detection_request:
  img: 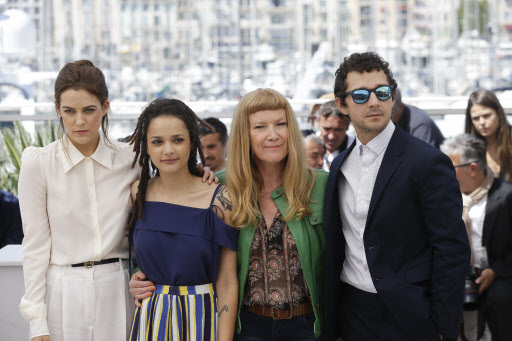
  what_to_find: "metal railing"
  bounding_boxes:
[4,96,512,121]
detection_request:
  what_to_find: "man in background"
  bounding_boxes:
[441,134,512,341]
[316,100,354,170]
[0,190,23,249]
[200,117,228,173]
[304,134,325,169]
[392,88,444,148]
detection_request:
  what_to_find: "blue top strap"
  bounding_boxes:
[210,183,224,207]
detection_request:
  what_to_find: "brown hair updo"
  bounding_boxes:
[54,60,110,140]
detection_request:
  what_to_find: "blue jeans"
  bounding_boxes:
[234,310,318,341]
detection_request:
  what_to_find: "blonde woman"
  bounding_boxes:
[130,88,328,340]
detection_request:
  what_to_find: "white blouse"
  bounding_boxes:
[18,136,140,337]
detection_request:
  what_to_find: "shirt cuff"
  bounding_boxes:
[30,318,49,339]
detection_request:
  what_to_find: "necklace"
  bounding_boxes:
[259,183,282,199]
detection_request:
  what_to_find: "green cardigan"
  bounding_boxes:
[216,169,328,337]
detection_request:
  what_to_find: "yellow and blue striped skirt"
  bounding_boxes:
[129,283,217,341]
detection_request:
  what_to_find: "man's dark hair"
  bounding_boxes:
[200,117,228,145]
[334,52,398,105]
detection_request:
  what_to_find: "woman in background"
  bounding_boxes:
[465,89,512,181]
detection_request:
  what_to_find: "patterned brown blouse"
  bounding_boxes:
[243,210,311,310]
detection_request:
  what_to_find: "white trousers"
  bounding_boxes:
[45,259,134,341]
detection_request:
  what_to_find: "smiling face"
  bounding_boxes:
[147,115,191,175]
[56,88,109,156]
[470,103,500,139]
[249,109,289,167]
[335,70,394,144]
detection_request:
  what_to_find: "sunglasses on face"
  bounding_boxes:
[343,85,395,104]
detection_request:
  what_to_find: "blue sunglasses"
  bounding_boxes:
[344,85,395,104]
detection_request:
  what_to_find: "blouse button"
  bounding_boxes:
[312,217,317,222]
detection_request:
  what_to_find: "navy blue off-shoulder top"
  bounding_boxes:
[133,184,238,286]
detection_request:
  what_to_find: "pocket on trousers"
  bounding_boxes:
[45,270,63,330]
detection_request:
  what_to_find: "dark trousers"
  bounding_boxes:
[479,278,512,341]
[339,283,440,341]
[234,310,318,341]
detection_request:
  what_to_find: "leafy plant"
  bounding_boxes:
[0,121,60,196]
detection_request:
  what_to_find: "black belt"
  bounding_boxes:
[71,258,120,268]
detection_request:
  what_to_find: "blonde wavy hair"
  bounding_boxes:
[227,88,315,227]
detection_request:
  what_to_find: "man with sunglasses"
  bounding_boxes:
[323,52,470,341]
[441,134,512,341]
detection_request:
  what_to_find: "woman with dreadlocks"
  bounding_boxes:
[126,98,238,341]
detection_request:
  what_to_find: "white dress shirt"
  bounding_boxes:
[338,122,395,293]
[468,194,489,269]
[18,136,140,337]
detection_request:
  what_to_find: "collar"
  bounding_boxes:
[60,135,114,173]
[355,120,395,156]
[270,185,284,200]
[463,167,495,208]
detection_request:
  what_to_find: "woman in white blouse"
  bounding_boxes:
[17,60,139,341]
[17,60,215,341]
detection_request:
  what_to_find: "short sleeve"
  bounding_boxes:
[213,215,238,251]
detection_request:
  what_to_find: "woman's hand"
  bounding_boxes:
[200,165,219,184]
[32,336,50,341]
[129,271,155,307]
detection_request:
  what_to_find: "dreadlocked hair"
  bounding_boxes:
[125,98,213,233]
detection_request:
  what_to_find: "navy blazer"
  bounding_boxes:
[323,127,471,340]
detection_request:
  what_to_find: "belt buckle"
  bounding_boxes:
[272,306,293,319]
[84,261,94,268]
